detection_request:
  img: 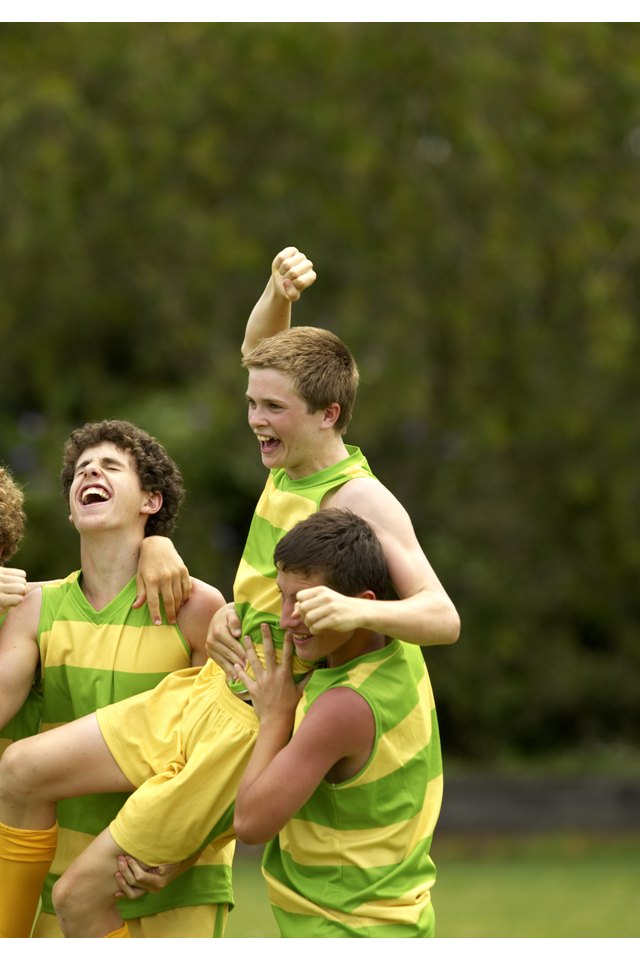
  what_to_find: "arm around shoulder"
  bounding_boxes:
[327,478,461,647]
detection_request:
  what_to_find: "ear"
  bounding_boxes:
[320,403,341,430]
[357,589,377,601]
[141,491,163,516]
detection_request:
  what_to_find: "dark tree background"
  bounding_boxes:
[2,23,639,766]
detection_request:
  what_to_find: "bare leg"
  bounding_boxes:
[0,713,134,829]
[52,827,129,937]
[0,715,134,938]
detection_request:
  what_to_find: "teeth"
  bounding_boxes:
[82,486,109,505]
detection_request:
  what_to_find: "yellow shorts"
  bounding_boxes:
[97,662,259,865]
[32,902,229,938]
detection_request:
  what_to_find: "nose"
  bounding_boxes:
[280,596,302,631]
[248,405,264,429]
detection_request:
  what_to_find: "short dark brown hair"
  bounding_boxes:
[60,420,184,537]
[243,327,359,434]
[0,466,26,562]
[274,508,389,599]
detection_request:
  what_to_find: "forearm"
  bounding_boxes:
[241,278,292,357]
[0,680,34,729]
[360,590,460,647]
[234,719,293,844]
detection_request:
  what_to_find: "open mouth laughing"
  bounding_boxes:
[80,485,111,506]
[256,434,281,454]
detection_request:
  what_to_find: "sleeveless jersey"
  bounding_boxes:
[36,572,233,920]
[230,445,374,693]
[262,640,443,938]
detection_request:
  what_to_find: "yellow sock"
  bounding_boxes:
[0,820,58,937]
[105,921,131,938]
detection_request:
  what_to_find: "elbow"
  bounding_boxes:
[432,602,460,646]
[445,606,461,645]
[234,807,272,847]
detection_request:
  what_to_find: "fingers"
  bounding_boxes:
[272,247,316,302]
[114,860,146,900]
[205,604,247,673]
[260,623,277,668]
[0,568,29,608]
[144,582,163,626]
[281,634,295,672]
[132,578,147,612]
[162,583,178,625]
[243,633,263,678]
[233,661,256,699]
[226,606,243,639]
[114,855,162,898]
[295,585,354,634]
[164,571,191,625]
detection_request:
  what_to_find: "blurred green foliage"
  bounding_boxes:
[1,23,639,762]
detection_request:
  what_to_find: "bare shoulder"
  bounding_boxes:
[177,578,225,662]
[325,476,412,527]
[27,578,63,592]
[0,585,43,637]
[180,578,226,621]
[300,686,376,778]
[303,685,373,741]
[324,474,443,600]
[310,683,372,717]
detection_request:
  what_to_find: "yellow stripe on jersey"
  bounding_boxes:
[39,623,190,672]
[254,480,316,529]
[279,773,442,869]
[265,872,432,929]
[233,558,282,615]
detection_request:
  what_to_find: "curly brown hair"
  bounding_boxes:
[0,466,26,562]
[60,420,184,537]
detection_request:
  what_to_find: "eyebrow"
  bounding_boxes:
[75,455,125,471]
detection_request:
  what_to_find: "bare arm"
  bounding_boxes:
[134,537,192,626]
[0,587,42,728]
[315,479,460,647]
[176,578,226,667]
[233,629,374,845]
[241,246,317,357]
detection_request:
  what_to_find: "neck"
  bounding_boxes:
[327,630,388,669]
[286,437,351,480]
[78,529,142,611]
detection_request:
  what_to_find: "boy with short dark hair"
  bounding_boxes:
[234,508,443,938]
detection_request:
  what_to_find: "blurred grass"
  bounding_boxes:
[226,833,640,938]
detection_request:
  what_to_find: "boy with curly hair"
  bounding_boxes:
[0,421,229,938]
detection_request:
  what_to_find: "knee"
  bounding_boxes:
[52,857,120,938]
[51,871,78,935]
[51,872,68,915]
[0,741,39,803]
